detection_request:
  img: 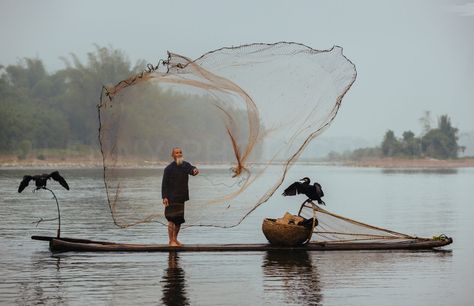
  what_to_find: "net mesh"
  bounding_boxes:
[298,202,418,243]
[98,42,357,228]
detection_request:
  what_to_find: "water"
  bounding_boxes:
[1,165,473,305]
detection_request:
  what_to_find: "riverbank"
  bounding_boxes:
[0,155,104,169]
[341,157,474,168]
[2,155,474,169]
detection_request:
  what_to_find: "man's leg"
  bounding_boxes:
[166,203,184,246]
[168,221,178,246]
[174,224,181,246]
[168,221,173,244]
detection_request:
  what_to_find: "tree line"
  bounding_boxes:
[0,46,260,162]
[0,45,144,158]
[326,113,464,161]
[380,114,463,159]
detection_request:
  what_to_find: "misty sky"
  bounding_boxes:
[1,0,473,142]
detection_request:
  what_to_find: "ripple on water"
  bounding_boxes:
[1,167,473,305]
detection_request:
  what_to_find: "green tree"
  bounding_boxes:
[0,45,264,163]
[58,45,145,146]
[0,58,71,152]
[0,46,143,153]
[421,115,460,159]
[381,130,400,157]
[401,130,421,156]
[4,58,47,90]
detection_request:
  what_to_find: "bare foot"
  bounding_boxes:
[175,240,183,246]
[169,241,180,247]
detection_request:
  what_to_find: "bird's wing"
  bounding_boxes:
[18,175,33,193]
[49,171,70,190]
[314,183,324,197]
[282,181,302,196]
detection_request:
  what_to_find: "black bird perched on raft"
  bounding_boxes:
[18,171,70,193]
[282,177,325,205]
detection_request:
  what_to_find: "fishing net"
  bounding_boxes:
[98,42,357,228]
[298,202,418,243]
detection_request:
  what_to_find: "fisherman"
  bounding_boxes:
[162,147,199,246]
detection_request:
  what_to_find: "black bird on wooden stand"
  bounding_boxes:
[18,171,70,238]
[282,177,325,205]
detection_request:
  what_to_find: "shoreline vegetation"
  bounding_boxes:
[1,47,471,171]
[2,154,473,169]
[337,156,474,168]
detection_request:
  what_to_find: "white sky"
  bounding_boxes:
[1,0,473,140]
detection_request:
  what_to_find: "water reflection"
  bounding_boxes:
[262,251,322,305]
[161,252,189,306]
[381,168,458,175]
[13,252,67,305]
[1,166,470,305]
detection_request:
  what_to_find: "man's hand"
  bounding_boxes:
[192,168,199,176]
[163,198,169,206]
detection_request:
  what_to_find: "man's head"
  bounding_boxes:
[171,147,183,165]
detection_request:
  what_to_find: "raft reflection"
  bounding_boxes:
[262,250,322,305]
[161,252,189,306]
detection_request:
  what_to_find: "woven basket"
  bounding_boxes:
[262,218,312,246]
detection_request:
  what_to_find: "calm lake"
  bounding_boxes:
[1,165,473,305]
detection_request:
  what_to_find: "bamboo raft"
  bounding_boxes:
[31,236,453,253]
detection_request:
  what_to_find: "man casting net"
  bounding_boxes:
[98,42,357,228]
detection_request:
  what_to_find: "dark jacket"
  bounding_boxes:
[161,161,196,203]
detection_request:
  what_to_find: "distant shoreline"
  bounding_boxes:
[338,157,474,169]
[0,155,104,169]
[1,155,473,169]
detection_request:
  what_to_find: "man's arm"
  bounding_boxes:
[161,167,169,205]
[188,162,199,176]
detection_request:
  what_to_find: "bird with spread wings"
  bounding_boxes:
[282,177,325,205]
[18,171,69,193]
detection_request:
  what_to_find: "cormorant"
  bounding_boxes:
[282,177,325,205]
[18,171,69,193]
